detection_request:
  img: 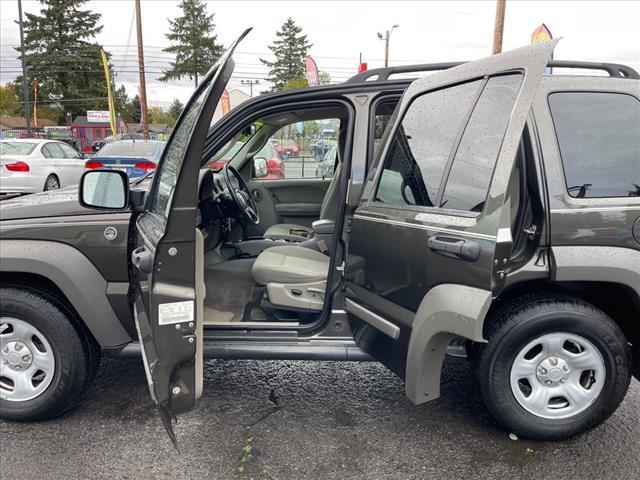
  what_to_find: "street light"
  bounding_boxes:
[377,24,399,67]
[241,79,260,97]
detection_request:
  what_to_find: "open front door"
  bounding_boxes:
[346,41,557,404]
[130,29,251,446]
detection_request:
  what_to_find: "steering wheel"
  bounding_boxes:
[223,164,260,225]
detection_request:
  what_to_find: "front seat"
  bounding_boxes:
[252,245,330,311]
[263,129,346,242]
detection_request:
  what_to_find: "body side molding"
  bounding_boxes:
[1,239,132,347]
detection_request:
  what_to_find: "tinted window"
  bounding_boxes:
[375,80,482,206]
[150,87,208,218]
[549,92,640,198]
[441,74,523,212]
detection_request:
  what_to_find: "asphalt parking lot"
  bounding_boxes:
[1,358,638,480]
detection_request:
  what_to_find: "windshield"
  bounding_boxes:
[0,142,37,155]
[97,142,158,158]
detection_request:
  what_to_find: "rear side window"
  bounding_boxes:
[549,92,640,198]
[375,80,483,206]
[440,74,523,212]
[44,143,65,158]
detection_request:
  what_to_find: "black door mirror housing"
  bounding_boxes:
[79,170,129,210]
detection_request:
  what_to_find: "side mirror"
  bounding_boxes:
[253,157,268,178]
[79,170,129,210]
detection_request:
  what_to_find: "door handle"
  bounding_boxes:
[131,246,153,274]
[427,235,480,261]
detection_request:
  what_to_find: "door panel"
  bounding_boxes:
[249,178,330,229]
[131,28,251,445]
[346,41,557,396]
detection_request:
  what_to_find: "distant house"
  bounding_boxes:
[70,115,126,151]
[0,116,57,134]
[211,89,251,123]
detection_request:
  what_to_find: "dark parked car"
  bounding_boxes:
[1,31,638,446]
[91,133,145,153]
[86,140,165,178]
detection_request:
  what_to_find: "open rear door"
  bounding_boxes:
[130,28,251,446]
[346,41,558,403]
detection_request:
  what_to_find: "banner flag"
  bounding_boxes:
[100,50,117,136]
[33,79,38,128]
[221,89,231,115]
[305,56,319,87]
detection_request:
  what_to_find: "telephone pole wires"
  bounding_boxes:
[17,0,31,136]
[135,0,149,139]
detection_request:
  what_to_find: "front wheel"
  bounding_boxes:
[0,287,98,421]
[473,294,632,440]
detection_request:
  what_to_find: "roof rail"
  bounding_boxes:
[345,60,639,84]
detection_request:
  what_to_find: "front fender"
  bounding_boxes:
[0,239,132,347]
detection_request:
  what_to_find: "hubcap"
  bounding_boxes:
[510,332,605,419]
[0,317,55,402]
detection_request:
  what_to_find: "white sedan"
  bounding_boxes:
[0,139,86,195]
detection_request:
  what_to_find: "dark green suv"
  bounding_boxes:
[2,31,639,442]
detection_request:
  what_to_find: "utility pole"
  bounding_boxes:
[17,0,31,136]
[377,24,399,67]
[492,0,507,54]
[241,79,260,97]
[135,0,149,139]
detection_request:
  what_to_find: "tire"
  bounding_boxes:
[43,175,60,191]
[472,294,631,440]
[0,287,97,421]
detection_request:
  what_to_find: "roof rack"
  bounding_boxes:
[345,60,639,84]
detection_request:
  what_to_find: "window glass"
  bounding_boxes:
[41,145,53,158]
[58,142,80,159]
[371,99,398,162]
[98,141,159,158]
[45,143,65,158]
[549,92,640,198]
[441,74,523,212]
[375,80,482,206]
[208,117,342,181]
[150,86,208,218]
[0,142,37,155]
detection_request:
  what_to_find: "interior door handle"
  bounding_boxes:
[427,235,480,261]
[131,246,153,274]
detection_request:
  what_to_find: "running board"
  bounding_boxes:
[109,341,374,361]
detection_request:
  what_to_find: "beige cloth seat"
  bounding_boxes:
[252,245,331,311]
[252,245,329,285]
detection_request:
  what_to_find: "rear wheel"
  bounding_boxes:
[473,294,631,440]
[43,175,60,191]
[0,287,97,421]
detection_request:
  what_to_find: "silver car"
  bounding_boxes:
[0,139,85,194]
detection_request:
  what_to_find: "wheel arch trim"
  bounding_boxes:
[0,239,132,347]
[405,284,492,404]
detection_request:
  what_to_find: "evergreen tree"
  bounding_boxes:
[261,18,312,92]
[14,0,107,124]
[168,98,184,119]
[159,0,224,87]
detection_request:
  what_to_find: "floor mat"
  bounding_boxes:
[203,268,255,323]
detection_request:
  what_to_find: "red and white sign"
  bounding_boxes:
[87,110,111,123]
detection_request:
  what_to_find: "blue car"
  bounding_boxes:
[85,140,165,179]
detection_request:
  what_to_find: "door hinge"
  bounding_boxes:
[523,224,538,240]
[336,260,346,276]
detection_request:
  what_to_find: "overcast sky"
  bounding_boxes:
[1,0,639,106]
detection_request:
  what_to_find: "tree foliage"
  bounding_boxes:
[260,18,312,92]
[14,0,108,124]
[159,0,224,87]
[0,83,21,116]
[168,98,184,119]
